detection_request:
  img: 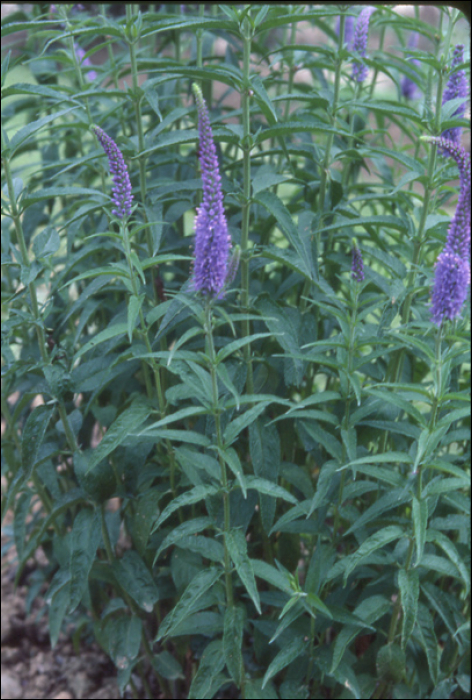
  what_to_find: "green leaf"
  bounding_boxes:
[299,420,343,463]
[226,529,261,614]
[21,405,52,478]
[174,536,225,564]
[344,488,410,535]
[224,402,271,446]
[426,529,471,594]
[154,517,213,563]
[219,447,247,497]
[416,603,439,685]
[245,476,298,505]
[376,644,406,684]
[245,678,279,699]
[138,406,210,434]
[105,614,142,671]
[251,74,278,124]
[170,611,223,638]
[32,226,60,259]
[224,606,245,685]
[262,636,306,689]
[249,418,281,533]
[188,639,226,700]
[354,99,423,124]
[364,389,426,426]
[423,477,470,496]
[331,596,391,673]
[252,559,293,595]
[127,294,143,342]
[9,107,79,155]
[343,526,405,585]
[152,651,184,680]
[216,332,274,364]
[157,569,222,641]
[48,570,71,648]
[306,461,338,518]
[85,398,150,473]
[74,322,129,360]
[69,508,101,613]
[141,428,211,446]
[132,490,162,557]
[111,550,160,612]
[398,569,419,650]
[152,485,220,532]
[412,497,428,566]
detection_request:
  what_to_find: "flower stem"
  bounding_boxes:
[300,12,345,308]
[205,302,235,610]
[240,17,254,396]
[332,283,359,543]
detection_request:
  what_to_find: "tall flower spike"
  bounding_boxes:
[422,136,471,324]
[401,32,421,100]
[92,126,133,219]
[351,242,365,282]
[441,44,468,146]
[192,84,231,298]
[351,7,375,83]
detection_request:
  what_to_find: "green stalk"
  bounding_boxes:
[300,12,345,308]
[205,302,235,610]
[121,220,182,521]
[2,130,78,454]
[332,282,359,543]
[240,17,254,396]
[100,506,172,699]
[196,4,205,72]
[368,23,386,98]
[373,328,446,700]
[380,57,446,453]
[126,12,161,315]
[121,221,165,414]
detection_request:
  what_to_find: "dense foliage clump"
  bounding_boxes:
[1,4,470,699]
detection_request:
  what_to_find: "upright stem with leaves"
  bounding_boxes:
[240,15,255,396]
[204,301,235,613]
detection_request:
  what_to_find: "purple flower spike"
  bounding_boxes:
[192,84,231,298]
[74,42,97,82]
[441,45,468,146]
[92,126,133,219]
[423,136,471,324]
[351,7,375,83]
[351,244,365,282]
[431,252,470,325]
[401,32,421,100]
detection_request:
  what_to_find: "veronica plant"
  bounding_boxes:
[1,5,470,700]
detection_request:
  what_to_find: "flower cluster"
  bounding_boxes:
[192,84,231,298]
[401,32,421,100]
[92,126,133,219]
[441,44,468,146]
[425,137,471,324]
[351,243,365,282]
[74,42,97,82]
[351,7,375,82]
